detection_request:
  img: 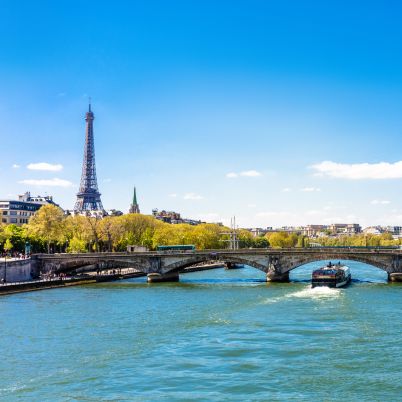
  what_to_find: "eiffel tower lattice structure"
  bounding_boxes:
[74,102,104,216]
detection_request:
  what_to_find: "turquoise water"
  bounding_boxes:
[1,261,401,401]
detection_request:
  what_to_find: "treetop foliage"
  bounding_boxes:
[0,204,401,253]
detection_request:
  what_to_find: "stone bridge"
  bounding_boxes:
[33,248,402,282]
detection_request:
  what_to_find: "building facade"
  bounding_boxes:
[0,192,59,226]
[303,225,328,237]
[328,223,361,235]
[152,209,203,225]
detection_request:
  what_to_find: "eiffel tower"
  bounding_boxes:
[74,102,104,215]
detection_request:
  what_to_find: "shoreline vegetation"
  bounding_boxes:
[0,205,401,254]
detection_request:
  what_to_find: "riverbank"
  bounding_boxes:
[0,262,225,295]
[184,261,226,273]
[0,272,146,296]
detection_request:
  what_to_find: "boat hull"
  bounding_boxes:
[312,274,351,288]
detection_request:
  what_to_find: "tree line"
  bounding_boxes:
[0,204,400,254]
[0,205,266,253]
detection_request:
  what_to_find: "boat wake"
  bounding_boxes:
[290,286,341,299]
[261,285,341,305]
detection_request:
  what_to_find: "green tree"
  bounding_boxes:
[0,223,6,245]
[297,235,307,248]
[191,224,225,249]
[266,232,298,248]
[119,214,160,250]
[67,237,87,253]
[4,238,13,254]
[238,229,254,248]
[84,216,102,252]
[253,236,269,248]
[26,204,66,253]
[99,216,116,252]
[4,224,26,252]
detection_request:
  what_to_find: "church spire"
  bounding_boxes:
[129,186,140,214]
[133,187,137,205]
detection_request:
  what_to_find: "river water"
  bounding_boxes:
[1,261,401,401]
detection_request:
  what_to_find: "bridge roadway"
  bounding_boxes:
[33,248,402,282]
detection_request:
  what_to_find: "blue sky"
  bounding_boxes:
[1,0,402,227]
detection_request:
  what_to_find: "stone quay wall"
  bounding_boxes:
[0,258,38,282]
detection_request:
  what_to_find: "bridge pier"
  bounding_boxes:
[266,271,289,283]
[147,272,179,283]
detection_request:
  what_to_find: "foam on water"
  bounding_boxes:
[261,285,341,304]
[289,285,341,299]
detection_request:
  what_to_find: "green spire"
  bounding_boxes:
[133,186,138,205]
[130,186,140,213]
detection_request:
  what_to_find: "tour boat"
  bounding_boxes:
[311,262,351,288]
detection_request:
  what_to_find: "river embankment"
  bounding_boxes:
[0,260,226,295]
[0,271,145,296]
[184,261,226,273]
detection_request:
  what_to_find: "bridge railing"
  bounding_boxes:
[33,247,402,259]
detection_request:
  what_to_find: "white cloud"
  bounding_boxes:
[27,162,63,172]
[371,200,391,205]
[247,203,257,208]
[12,164,20,169]
[306,209,326,216]
[301,187,321,192]
[226,170,262,178]
[282,187,292,192]
[18,178,73,187]
[196,213,221,222]
[183,193,204,200]
[321,214,358,224]
[256,211,293,218]
[311,160,402,179]
[168,193,178,198]
[240,170,262,177]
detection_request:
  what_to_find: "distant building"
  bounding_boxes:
[384,226,402,236]
[363,226,383,235]
[107,209,124,217]
[129,187,140,214]
[303,225,328,237]
[278,226,303,235]
[152,209,181,223]
[0,191,59,226]
[362,226,402,237]
[127,245,148,252]
[152,209,203,225]
[248,228,269,237]
[329,223,361,235]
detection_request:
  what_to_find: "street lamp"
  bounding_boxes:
[25,240,31,258]
[3,252,6,284]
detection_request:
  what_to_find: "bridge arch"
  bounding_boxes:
[281,253,391,273]
[45,257,149,274]
[163,255,267,274]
